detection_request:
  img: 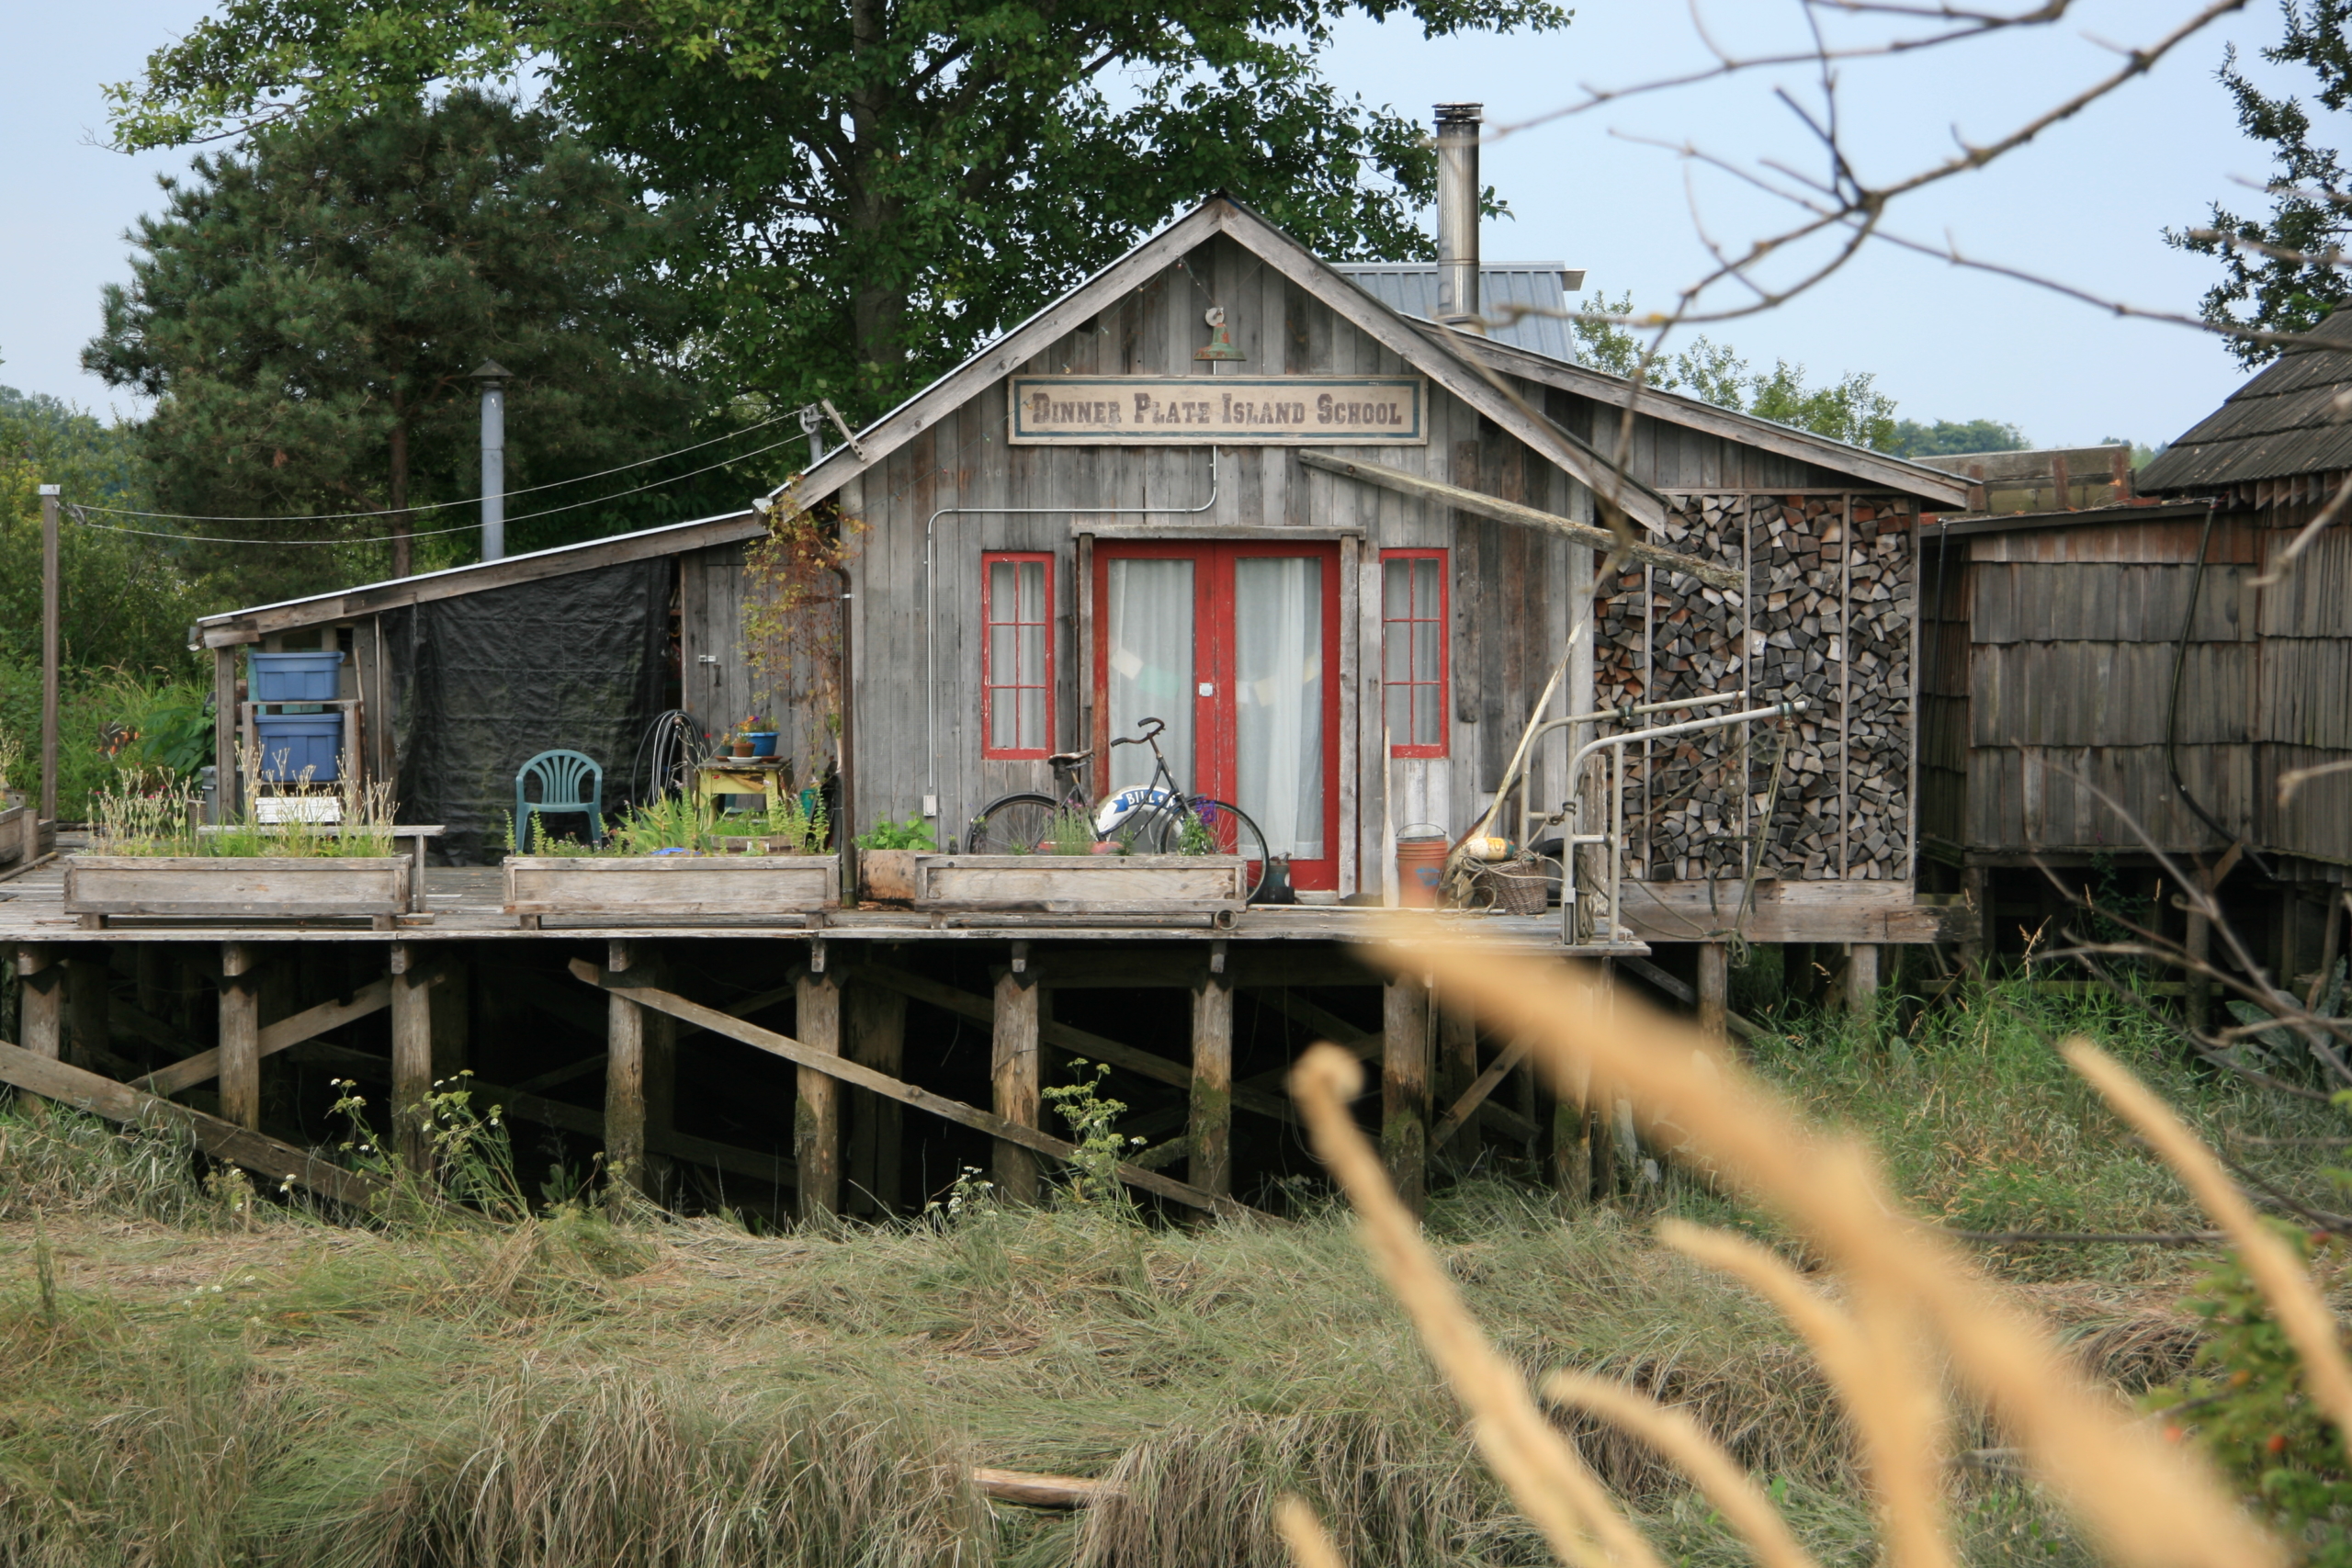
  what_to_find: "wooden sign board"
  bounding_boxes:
[1010,376,1427,445]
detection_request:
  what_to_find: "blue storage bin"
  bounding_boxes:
[253,712,342,783]
[249,650,345,702]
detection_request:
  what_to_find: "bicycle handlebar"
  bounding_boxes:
[1109,717,1167,747]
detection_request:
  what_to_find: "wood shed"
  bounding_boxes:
[1914,317,2352,983]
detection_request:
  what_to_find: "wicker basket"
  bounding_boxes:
[1474,856,1552,916]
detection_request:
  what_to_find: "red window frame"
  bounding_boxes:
[1380,547,1449,757]
[981,551,1056,760]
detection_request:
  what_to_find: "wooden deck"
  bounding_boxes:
[0,856,1619,953]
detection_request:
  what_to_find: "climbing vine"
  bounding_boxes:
[741,491,864,785]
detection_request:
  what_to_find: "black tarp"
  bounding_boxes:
[384,560,670,864]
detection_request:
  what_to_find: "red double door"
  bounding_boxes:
[1091,539,1342,890]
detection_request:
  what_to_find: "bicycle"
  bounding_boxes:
[966,717,1272,900]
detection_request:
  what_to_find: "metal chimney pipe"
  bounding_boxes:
[471,361,509,561]
[1434,103,1483,331]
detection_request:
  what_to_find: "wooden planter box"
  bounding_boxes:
[0,802,31,870]
[503,854,842,926]
[912,854,1247,916]
[62,855,413,926]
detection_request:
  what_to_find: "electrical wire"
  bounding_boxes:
[68,429,813,547]
[72,406,809,525]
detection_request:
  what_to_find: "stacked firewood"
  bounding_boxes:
[1591,493,1914,885]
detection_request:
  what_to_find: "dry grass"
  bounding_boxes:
[1277,935,2312,1568]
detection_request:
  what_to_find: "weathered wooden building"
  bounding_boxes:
[5,108,1979,1232]
[1914,325,2352,984]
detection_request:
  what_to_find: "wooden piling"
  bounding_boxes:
[389,942,432,1170]
[67,951,110,1070]
[795,967,843,1220]
[845,975,907,1214]
[219,942,260,1131]
[1437,995,1479,1161]
[605,940,647,1184]
[15,944,60,1061]
[1696,943,1728,1043]
[1844,942,1879,1017]
[1382,975,1431,1216]
[991,969,1041,1203]
[1188,974,1233,1197]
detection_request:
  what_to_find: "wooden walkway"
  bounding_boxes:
[1,848,1647,1228]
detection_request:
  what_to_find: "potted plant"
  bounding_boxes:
[728,714,778,759]
[62,761,416,926]
[854,814,937,906]
[503,788,838,925]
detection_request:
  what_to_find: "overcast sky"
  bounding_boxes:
[0,2,2322,448]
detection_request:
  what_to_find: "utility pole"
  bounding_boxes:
[472,361,508,561]
[39,484,60,823]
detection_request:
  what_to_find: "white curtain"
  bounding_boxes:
[1106,558,1193,794]
[1234,556,1324,858]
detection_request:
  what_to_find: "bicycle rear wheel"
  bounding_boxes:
[966,793,1061,855]
[1144,795,1271,901]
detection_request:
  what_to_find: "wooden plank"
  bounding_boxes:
[912,855,1245,912]
[0,1038,383,1209]
[566,959,1262,1221]
[796,970,843,1218]
[1618,953,1761,1042]
[67,953,109,1070]
[1300,453,1736,589]
[1433,1038,1527,1151]
[1382,976,1430,1215]
[1189,976,1233,1196]
[1437,996,1480,1158]
[1613,878,1966,944]
[142,976,394,1096]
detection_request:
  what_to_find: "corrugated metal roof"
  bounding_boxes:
[2139,309,2352,491]
[1334,263,1581,362]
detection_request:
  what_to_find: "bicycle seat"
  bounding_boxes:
[1046,749,1093,767]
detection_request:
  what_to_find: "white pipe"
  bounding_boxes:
[1559,698,1807,944]
[1517,688,1748,841]
[922,448,1219,822]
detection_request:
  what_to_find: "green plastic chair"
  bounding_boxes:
[514,750,605,848]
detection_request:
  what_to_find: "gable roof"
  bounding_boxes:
[1335,262,1583,362]
[776,197,1966,521]
[775,197,1673,532]
[2138,310,2352,491]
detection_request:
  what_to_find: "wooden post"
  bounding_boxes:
[1696,943,1728,1043]
[67,952,111,1070]
[1437,997,1479,1162]
[1189,974,1234,1197]
[212,646,241,822]
[1845,942,1879,1017]
[39,485,60,823]
[136,943,169,1025]
[991,969,1041,1203]
[845,976,907,1214]
[219,942,260,1131]
[15,945,61,1061]
[1544,1057,1593,1206]
[795,967,842,1220]
[605,940,647,1187]
[389,942,432,1170]
[1959,864,1989,977]
[2185,863,2215,1037]
[1382,975,1431,1217]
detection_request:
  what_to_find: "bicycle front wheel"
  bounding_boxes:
[1145,795,1271,901]
[966,793,1061,855]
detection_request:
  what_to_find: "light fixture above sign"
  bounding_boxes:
[1193,305,1247,363]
